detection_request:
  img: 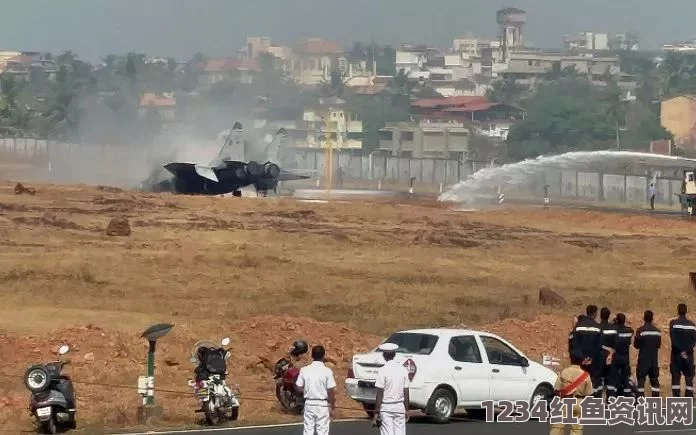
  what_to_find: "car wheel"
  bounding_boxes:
[530,384,554,413]
[425,388,455,424]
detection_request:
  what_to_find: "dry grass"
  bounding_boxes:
[0,180,695,431]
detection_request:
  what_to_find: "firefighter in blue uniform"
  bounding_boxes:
[609,313,633,397]
[569,305,602,398]
[598,307,617,397]
[634,310,662,397]
[669,303,696,397]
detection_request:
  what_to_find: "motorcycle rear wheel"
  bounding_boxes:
[40,417,57,434]
[204,400,220,426]
[230,406,239,421]
[276,385,302,413]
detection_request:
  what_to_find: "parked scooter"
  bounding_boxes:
[273,339,308,413]
[188,337,240,425]
[24,345,77,434]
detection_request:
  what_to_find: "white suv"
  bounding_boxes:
[344,328,557,423]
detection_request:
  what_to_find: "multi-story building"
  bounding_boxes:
[661,95,696,150]
[395,47,427,76]
[285,38,344,85]
[453,38,502,60]
[564,32,609,51]
[379,120,471,159]
[300,97,363,150]
[409,95,525,143]
[663,40,696,53]
[500,50,621,84]
[0,51,56,80]
[198,57,260,86]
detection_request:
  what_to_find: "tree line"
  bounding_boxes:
[3,47,696,162]
[488,52,696,161]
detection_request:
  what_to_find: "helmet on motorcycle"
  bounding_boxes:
[290,340,308,356]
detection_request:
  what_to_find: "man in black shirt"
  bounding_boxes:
[634,310,661,397]
[598,307,617,397]
[669,303,696,397]
[569,305,602,398]
[608,313,633,397]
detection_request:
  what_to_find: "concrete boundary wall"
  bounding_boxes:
[0,138,690,207]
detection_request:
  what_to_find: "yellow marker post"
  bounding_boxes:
[324,114,333,197]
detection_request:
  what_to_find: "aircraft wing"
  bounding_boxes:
[194,165,218,182]
[164,162,219,182]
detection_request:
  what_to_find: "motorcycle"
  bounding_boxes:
[273,339,308,413]
[24,345,77,434]
[188,337,240,425]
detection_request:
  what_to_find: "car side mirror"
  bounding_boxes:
[520,357,529,367]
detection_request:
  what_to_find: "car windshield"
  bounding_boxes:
[377,333,439,355]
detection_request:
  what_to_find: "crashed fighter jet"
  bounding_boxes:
[142,122,310,196]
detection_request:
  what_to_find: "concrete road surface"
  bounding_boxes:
[119,417,696,435]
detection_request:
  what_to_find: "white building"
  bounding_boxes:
[395,49,427,75]
[564,32,609,51]
[301,97,363,150]
[453,38,502,62]
[663,40,696,53]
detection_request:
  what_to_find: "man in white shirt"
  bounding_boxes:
[648,183,656,210]
[295,345,336,435]
[373,342,410,435]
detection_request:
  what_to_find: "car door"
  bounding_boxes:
[479,335,535,403]
[447,335,491,406]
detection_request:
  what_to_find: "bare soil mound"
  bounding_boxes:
[0,316,380,432]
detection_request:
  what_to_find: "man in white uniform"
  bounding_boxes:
[295,345,336,435]
[373,342,410,435]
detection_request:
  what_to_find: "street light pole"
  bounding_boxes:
[137,323,173,424]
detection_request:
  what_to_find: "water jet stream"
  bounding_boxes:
[439,150,696,203]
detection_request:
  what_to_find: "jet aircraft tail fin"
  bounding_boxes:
[265,128,288,163]
[210,121,244,167]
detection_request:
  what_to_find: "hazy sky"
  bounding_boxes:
[3,0,695,61]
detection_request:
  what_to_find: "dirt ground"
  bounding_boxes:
[0,180,695,433]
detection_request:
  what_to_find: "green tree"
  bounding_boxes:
[0,73,19,110]
[505,77,615,160]
[346,90,410,152]
[486,77,526,106]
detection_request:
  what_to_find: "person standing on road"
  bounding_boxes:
[550,351,594,435]
[648,183,656,210]
[608,313,633,397]
[598,307,617,398]
[634,310,662,397]
[569,305,602,398]
[295,345,337,435]
[669,303,696,397]
[373,342,410,435]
